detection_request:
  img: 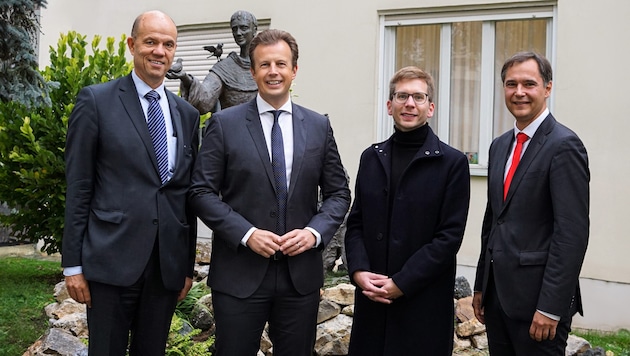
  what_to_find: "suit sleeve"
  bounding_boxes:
[538,135,589,315]
[185,108,200,278]
[188,116,255,250]
[304,119,351,247]
[62,87,98,267]
[344,152,371,279]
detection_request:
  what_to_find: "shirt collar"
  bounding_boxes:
[131,70,166,100]
[256,94,293,115]
[513,108,549,139]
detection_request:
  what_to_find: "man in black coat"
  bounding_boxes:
[345,66,470,355]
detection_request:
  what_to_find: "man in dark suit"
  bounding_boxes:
[344,66,470,356]
[62,10,199,355]
[189,29,350,356]
[473,52,589,355]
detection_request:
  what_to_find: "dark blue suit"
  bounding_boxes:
[63,74,199,354]
[189,98,350,355]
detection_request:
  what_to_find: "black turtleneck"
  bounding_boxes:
[390,124,429,192]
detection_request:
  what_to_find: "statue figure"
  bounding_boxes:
[166,10,258,114]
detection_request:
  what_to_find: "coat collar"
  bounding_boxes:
[373,125,444,170]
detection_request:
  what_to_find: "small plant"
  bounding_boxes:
[166,314,214,356]
[175,282,210,322]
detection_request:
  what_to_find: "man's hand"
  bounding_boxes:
[278,229,316,256]
[473,291,485,324]
[352,271,402,304]
[246,229,281,258]
[65,273,92,308]
[177,277,193,302]
[529,311,559,341]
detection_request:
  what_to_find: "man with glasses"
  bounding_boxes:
[345,66,470,355]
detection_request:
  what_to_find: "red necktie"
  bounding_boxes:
[504,132,529,200]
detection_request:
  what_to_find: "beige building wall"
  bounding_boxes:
[39,0,630,330]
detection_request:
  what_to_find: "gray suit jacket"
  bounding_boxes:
[62,74,200,291]
[189,99,350,298]
[474,113,589,321]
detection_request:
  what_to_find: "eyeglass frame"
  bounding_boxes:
[392,91,430,105]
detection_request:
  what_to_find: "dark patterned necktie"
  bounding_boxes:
[145,90,169,184]
[270,110,287,234]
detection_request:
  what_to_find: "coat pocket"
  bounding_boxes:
[91,209,124,224]
[519,251,548,265]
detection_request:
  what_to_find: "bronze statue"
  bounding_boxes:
[166,10,258,114]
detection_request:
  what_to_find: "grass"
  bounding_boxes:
[0,256,63,356]
[572,328,630,355]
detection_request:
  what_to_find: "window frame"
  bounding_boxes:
[377,3,557,176]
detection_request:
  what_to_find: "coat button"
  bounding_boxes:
[152,219,158,225]
[270,211,277,218]
[497,219,504,225]
[376,233,383,241]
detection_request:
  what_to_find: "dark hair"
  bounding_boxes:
[230,10,258,30]
[501,51,553,85]
[389,66,435,103]
[249,29,299,69]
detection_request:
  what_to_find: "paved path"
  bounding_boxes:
[0,243,61,261]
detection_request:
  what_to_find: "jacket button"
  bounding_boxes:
[497,219,504,225]
[270,211,277,218]
[376,233,383,241]
[152,219,158,225]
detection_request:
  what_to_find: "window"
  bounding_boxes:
[379,4,555,175]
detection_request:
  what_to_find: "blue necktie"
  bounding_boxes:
[270,110,287,235]
[145,90,169,184]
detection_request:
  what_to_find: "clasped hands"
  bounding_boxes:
[247,228,315,258]
[352,271,403,304]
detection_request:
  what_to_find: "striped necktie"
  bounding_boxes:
[145,90,169,184]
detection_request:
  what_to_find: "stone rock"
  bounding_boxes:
[315,314,353,356]
[53,281,70,303]
[454,276,472,299]
[48,299,87,320]
[196,239,212,264]
[260,327,272,355]
[52,312,88,338]
[453,331,472,349]
[317,299,341,323]
[456,318,486,338]
[197,293,213,312]
[579,346,607,356]
[471,332,488,349]
[190,303,214,331]
[455,296,475,322]
[194,264,210,281]
[23,328,87,356]
[321,283,355,306]
[341,304,354,317]
[566,334,591,355]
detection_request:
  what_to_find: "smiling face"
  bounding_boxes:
[387,78,434,132]
[503,58,552,130]
[250,40,297,109]
[127,11,177,89]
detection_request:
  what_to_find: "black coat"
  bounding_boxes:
[345,126,470,355]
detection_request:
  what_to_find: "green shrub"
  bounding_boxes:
[0,31,132,254]
[175,282,211,322]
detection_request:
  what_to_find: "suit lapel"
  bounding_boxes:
[503,114,556,204]
[492,133,512,210]
[118,75,161,178]
[245,101,277,194]
[166,90,184,182]
[288,105,306,201]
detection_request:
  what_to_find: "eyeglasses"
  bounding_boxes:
[393,92,429,105]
